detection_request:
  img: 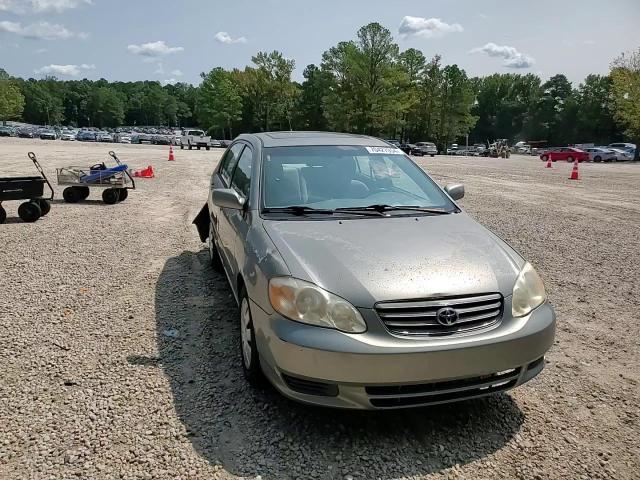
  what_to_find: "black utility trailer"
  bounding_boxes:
[0,152,54,224]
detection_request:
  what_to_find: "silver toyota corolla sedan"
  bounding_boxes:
[193,131,556,409]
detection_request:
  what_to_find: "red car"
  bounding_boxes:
[540,147,589,163]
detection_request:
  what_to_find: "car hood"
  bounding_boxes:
[263,213,524,308]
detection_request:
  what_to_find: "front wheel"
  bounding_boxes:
[239,288,264,386]
[208,219,223,272]
[18,201,41,222]
[594,156,601,162]
[541,155,549,162]
[567,156,574,163]
[206,146,210,151]
[180,144,184,150]
[36,199,51,216]
[102,189,120,205]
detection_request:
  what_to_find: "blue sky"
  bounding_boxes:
[1,0,638,85]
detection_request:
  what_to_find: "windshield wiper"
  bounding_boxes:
[262,205,384,217]
[336,204,453,215]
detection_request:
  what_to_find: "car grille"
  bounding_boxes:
[375,293,503,336]
[281,374,338,397]
[366,368,521,408]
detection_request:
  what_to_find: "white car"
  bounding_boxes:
[584,147,617,162]
[60,131,77,141]
[609,148,633,161]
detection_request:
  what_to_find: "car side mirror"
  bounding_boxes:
[212,188,245,210]
[445,183,465,201]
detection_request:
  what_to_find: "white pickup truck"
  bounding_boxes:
[180,129,212,150]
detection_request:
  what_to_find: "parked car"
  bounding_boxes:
[209,139,223,148]
[39,129,57,140]
[446,144,460,155]
[97,132,114,143]
[118,135,132,144]
[607,142,636,154]
[192,131,556,409]
[18,128,36,139]
[181,129,211,150]
[60,130,77,141]
[219,139,232,148]
[399,143,423,156]
[584,147,617,162]
[609,148,634,161]
[76,131,96,142]
[151,134,172,145]
[539,147,589,163]
[0,126,13,137]
[415,141,437,157]
[384,139,401,147]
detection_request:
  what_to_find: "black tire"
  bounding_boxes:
[18,201,41,222]
[63,187,80,203]
[188,144,192,150]
[197,146,201,150]
[238,287,264,386]
[430,154,435,157]
[180,144,184,150]
[36,199,51,216]
[594,156,601,162]
[206,146,210,151]
[0,206,6,224]
[102,189,120,205]
[78,187,90,200]
[117,188,128,202]
[208,219,224,272]
[567,156,574,163]
[541,155,548,162]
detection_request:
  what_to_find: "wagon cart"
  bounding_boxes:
[57,151,136,205]
[0,152,54,224]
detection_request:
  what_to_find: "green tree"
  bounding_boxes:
[610,48,640,159]
[0,74,25,122]
[296,64,332,130]
[20,79,64,125]
[198,67,243,138]
[87,87,125,128]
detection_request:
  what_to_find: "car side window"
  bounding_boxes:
[219,143,245,185]
[230,146,253,198]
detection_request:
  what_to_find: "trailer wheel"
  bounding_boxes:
[77,187,90,200]
[63,187,80,203]
[188,144,192,150]
[206,146,210,151]
[36,199,51,216]
[180,144,184,150]
[117,189,128,202]
[197,145,201,150]
[0,206,6,224]
[18,201,42,222]
[102,189,120,205]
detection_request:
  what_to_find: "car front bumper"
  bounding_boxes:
[252,299,555,409]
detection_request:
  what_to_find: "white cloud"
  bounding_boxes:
[0,20,86,40]
[162,78,177,85]
[214,31,247,44]
[170,69,183,76]
[398,16,463,39]
[0,0,91,14]
[153,63,164,75]
[478,13,488,19]
[35,63,94,77]
[470,42,535,69]
[127,40,184,57]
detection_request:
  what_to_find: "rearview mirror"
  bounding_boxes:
[212,188,245,210]
[445,183,465,201]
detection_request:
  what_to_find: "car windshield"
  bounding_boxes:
[261,145,455,213]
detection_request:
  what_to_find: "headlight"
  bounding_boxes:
[268,277,367,333]
[512,262,546,317]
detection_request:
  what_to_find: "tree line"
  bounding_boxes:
[1,23,638,150]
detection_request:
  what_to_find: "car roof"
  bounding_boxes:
[242,131,389,148]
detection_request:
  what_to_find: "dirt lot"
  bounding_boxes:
[0,138,638,480]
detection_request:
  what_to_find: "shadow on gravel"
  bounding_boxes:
[151,250,524,479]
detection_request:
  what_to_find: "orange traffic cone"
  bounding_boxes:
[133,169,140,177]
[545,156,552,168]
[569,159,580,180]
[168,144,175,162]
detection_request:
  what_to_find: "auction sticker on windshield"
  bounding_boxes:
[366,146,403,155]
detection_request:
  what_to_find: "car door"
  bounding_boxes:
[225,145,255,295]
[209,142,245,274]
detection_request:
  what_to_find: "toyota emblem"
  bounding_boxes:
[436,307,459,326]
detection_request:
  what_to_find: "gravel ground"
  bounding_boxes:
[0,138,638,479]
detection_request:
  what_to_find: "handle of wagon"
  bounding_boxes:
[108,151,120,165]
[28,152,55,200]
